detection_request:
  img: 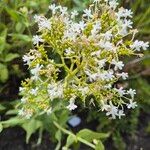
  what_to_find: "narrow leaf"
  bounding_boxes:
[4,53,19,62]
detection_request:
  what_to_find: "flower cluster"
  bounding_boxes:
[19,0,149,119]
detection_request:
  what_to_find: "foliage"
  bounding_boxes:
[0,102,109,149]
[0,0,53,84]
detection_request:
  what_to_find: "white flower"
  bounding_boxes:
[130,40,149,51]
[117,109,125,119]
[99,41,113,51]
[101,101,111,111]
[127,89,136,99]
[116,9,126,20]
[124,9,133,18]
[127,100,137,109]
[30,88,38,95]
[96,70,114,81]
[103,70,114,81]
[18,108,25,116]
[117,72,128,80]
[63,29,77,41]
[109,0,119,10]
[65,48,75,55]
[23,55,35,65]
[93,0,101,3]
[18,109,32,119]
[63,17,71,26]
[34,15,42,22]
[78,86,89,96]
[25,112,33,119]
[115,87,126,97]
[71,10,79,18]
[60,7,68,16]
[123,19,133,29]
[85,70,113,82]
[66,96,77,110]
[47,82,63,100]
[83,9,93,18]
[88,73,98,82]
[32,35,44,45]
[116,8,133,20]
[21,97,27,104]
[91,21,101,36]
[104,84,112,89]
[49,4,58,14]
[95,72,105,81]
[91,50,101,57]
[106,102,118,119]
[46,107,52,115]
[119,19,133,35]
[34,16,51,31]
[39,19,51,30]
[19,87,26,92]
[93,21,101,30]
[31,64,43,80]
[96,59,106,68]
[118,24,128,35]
[103,31,112,41]
[71,23,80,33]
[31,64,42,75]
[78,21,86,31]
[111,59,124,70]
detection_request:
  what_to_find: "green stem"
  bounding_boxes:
[77,137,95,149]
[37,127,43,145]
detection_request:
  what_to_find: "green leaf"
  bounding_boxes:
[95,140,105,150]
[146,122,150,134]
[16,22,24,33]
[10,34,31,42]
[0,63,8,82]
[4,53,19,62]
[0,104,6,111]
[1,117,25,127]
[26,1,39,8]
[21,119,42,143]
[77,129,109,143]
[5,109,18,115]
[0,28,7,53]
[112,131,126,150]
[0,123,3,133]
[55,130,62,150]
[65,134,76,148]
[5,7,21,21]
[59,110,69,126]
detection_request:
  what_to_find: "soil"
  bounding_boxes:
[126,112,150,150]
[0,128,55,150]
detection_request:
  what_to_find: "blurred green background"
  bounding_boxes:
[0,0,150,150]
